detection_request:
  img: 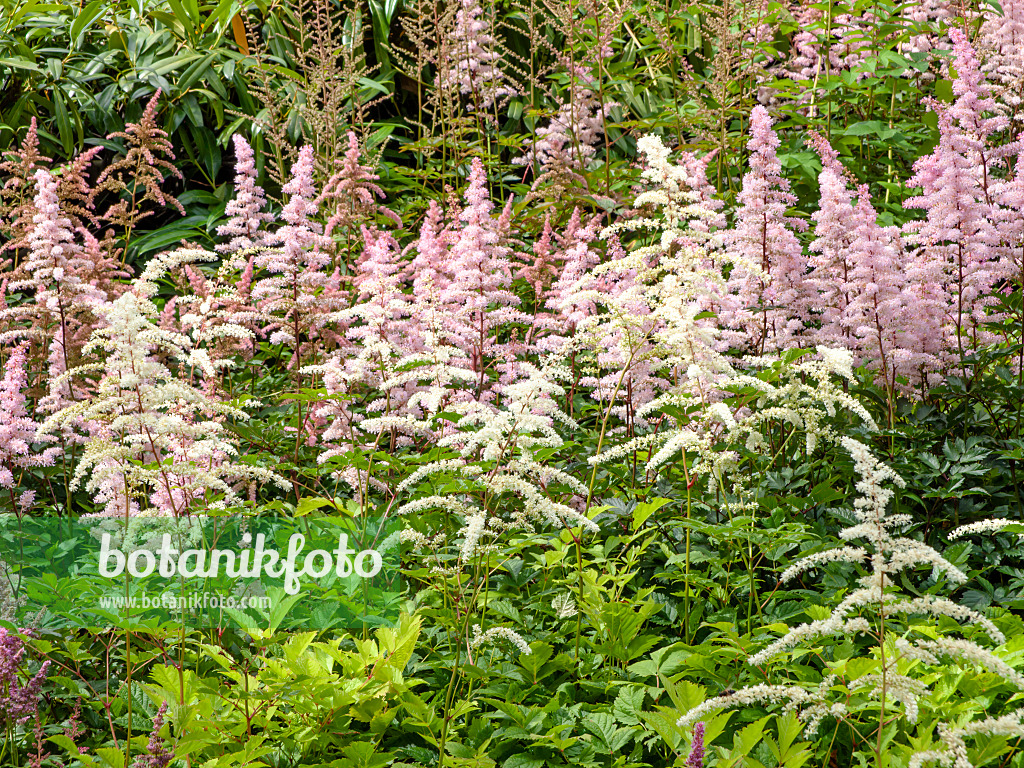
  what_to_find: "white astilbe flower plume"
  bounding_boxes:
[678,434,1024,759]
[471,625,532,655]
[36,248,288,516]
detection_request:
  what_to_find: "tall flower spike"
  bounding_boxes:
[91,89,185,232]
[903,95,1003,373]
[721,106,809,354]
[979,0,1024,124]
[513,63,616,176]
[439,158,530,397]
[437,0,516,113]
[253,145,342,368]
[685,722,705,768]
[948,26,1011,153]
[843,185,908,407]
[806,135,858,349]
[0,344,59,493]
[323,131,401,241]
[216,134,274,257]
[0,117,51,250]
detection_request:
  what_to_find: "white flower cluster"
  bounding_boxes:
[678,431,1024,757]
[36,249,289,516]
[470,625,532,655]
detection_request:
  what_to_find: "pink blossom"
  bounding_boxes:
[719,106,809,354]
[216,134,274,256]
[0,344,59,492]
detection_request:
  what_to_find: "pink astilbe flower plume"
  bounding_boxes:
[0,118,51,253]
[720,106,809,354]
[132,702,174,768]
[0,344,59,497]
[253,145,345,369]
[536,207,603,350]
[517,214,559,306]
[323,131,401,245]
[216,134,275,258]
[948,26,1013,159]
[903,30,1008,374]
[437,0,516,114]
[0,629,50,725]
[91,90,185,236]
[408,200,454,297]
[1,171,111,413]
[979,0,1024,124]
[685,722,705,768]
[439,158,530,397]
[345,226,413,366]
[513,63,616,178]
[843,185,910,415]
[806,134,858,349]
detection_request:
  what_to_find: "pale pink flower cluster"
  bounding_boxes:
[979,0,1024,123]
[0,344,59,493]
[718,106,808,354]
[513,64,616,176]
[436,0,516,112]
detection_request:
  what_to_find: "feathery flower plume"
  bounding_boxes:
[132,702,173,768]
[253,145,343,368]
[805,135,857,349]
[685,722,705,768]
[720,106,809,354]
[91,90,185,235]
[0,118,51,253]
[436,0,516,113]
[979,0,1024,124]
[0,344,59,495]
[323,131,401,246]
[216,134,275,257]
[0,628,50,725]
[513,63,616,177]
[843,185,909,409]
[438,158,530,398]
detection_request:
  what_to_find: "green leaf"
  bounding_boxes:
[0,58,40,73]
[632,497,671,530]
[70,0,106,48]
[52,88,72,155]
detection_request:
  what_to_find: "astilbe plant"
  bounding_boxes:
[0,628,50,726]
[842,185,910,416]
[979,0,1024,125]
[252,144,345,371]
[322,131,401,273]
[0,119,50,264]
[718,105,809,355]
[36,249,288,516]
[216,134,275,261]
[903,28,1009,375]
[2,170,110,412]
[513,61,617,188]
[569,132,739,436]
[805,133,858,350]
[0,343,59,511]
[676,426,1024,768]
[436,0,516,118]
[89,90,185,251]
[804,134,911,414]
[436,157,529,398]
